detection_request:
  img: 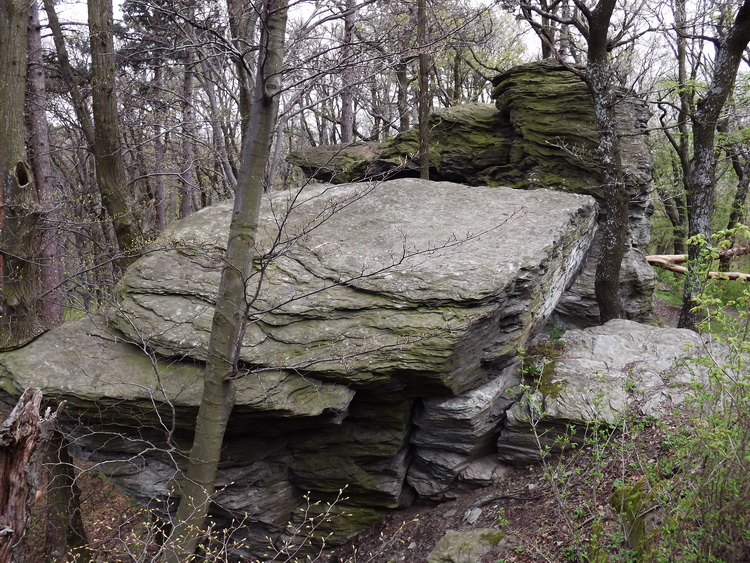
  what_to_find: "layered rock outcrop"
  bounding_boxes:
[0,179,601,556]
[287,60,657,326]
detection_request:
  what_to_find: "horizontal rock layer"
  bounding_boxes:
[113,180,598,396]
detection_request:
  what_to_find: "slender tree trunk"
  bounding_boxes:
[678,1,750,330]
[152,66,167,232]
[43,0,95,146]
[88,0,144,259]
[670,0,692,256]
[227,0,259,142]
[340,0,356,144]
[27,0,63,327]
[395,61,410,132]
[661,191,687,254]
[718,129,749,272]
[370,83,382,141]
[198,58,238,188]
[162,0,288,559]
[44,430,90,562]
[417,0,430,179]
[180,49,197,218]
[268,113,289,190]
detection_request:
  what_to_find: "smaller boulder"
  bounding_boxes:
[497,320,706,464]
[426,528,503,563]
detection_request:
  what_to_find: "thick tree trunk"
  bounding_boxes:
[678,1,750,330]
[584,0,628,323]
[588,75,628,322]
[88,0,144,259]
[162,0,289,559]
[0,0,45,350]
[0,389,58,561]
[27,0,63,328]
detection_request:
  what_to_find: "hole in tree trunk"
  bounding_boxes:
[14,162,30,186]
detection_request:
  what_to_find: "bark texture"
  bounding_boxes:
[27,0,63,327]
[0,389,57,561]
[582,0,629,322]
[417,0,430,179]
[0,0,46,350]
[88,0,144,259]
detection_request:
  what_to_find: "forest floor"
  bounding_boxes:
[10,297,683,562]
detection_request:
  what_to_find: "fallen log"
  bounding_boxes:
[647,244,750,265]
[646,255,750,281]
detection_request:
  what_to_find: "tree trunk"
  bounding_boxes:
[152,66,167,232]
[180,48,197,218]
[678,0,750,330]
[27,0,63,328]
[162,0,289,559]
[340,0,356,144]
[718,130,750,272]
[44,430,90,562]
[88,0,144,259]
[227,0,259,142]
[417,0,430,180]
[584,0,628,323]
[198,58,238,189]
[588,70,628,322]
[0,0,45,350]
[0,389,58,561]
[395,61,410,132]
[43,0,95,146]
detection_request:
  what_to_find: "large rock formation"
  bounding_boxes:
[0,179,601,557]
[287,60,657,326]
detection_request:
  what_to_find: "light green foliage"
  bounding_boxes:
[644,237,750,561]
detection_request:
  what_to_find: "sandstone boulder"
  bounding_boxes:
[0,179,598,557]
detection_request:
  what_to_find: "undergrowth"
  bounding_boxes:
[521,230,750,562]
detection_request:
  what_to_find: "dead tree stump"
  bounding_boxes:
[0,389,57,561]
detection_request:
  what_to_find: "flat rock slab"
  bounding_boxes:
[0,315,354,427]
[497,320,707,464]
[114,179,597,396]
